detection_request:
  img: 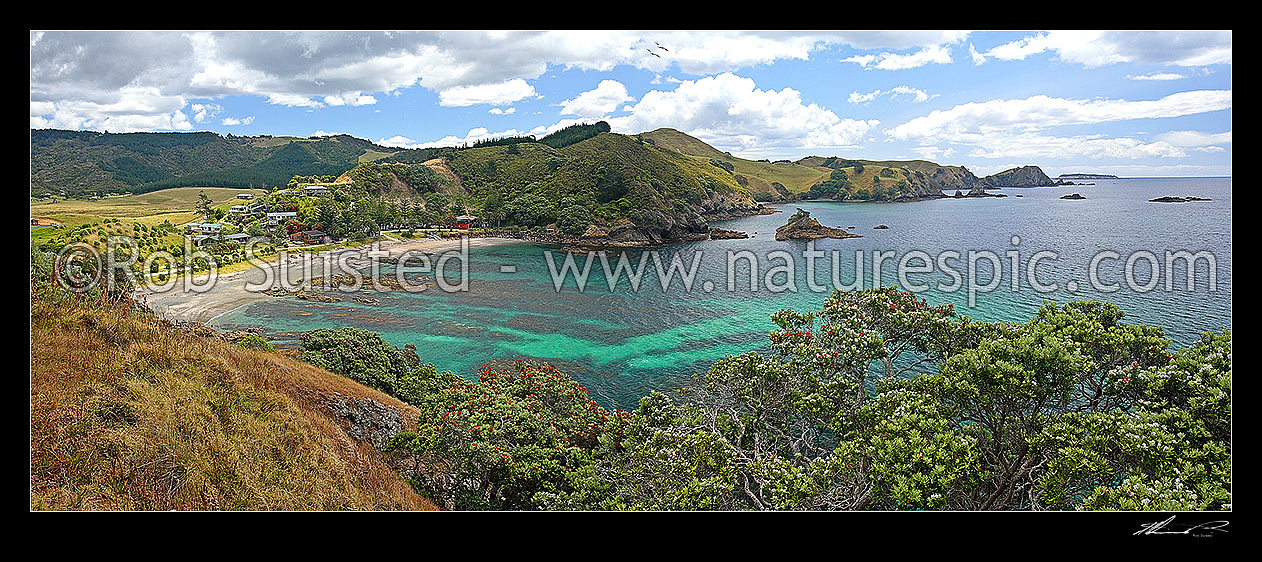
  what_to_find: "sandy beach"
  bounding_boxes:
[138,236,528,325]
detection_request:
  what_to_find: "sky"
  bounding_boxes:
[30,30,1232,177]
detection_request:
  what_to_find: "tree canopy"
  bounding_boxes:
[352,288,1232,510]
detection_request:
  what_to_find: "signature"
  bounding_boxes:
[1135,515,1229,536]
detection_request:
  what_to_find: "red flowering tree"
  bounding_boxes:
[388,360,630,510]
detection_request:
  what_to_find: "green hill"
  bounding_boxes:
[30,130,403,197]
[637,128,979,202]
[439,132,760,241]
[639,128,830,197]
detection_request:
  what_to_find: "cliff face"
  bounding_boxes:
[979,165,1055,187]
[929,166,979,191]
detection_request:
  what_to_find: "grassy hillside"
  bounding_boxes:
[639,128,967,201]
[30,187,264,227]
[30,288,436,510]
[31,130,401,197]
[451,132,741,205]
[639,128,829,195]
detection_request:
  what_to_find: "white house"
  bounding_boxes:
[185,222,225,234]
[266,211,298,225]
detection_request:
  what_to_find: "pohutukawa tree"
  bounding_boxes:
[538,288,1230,510]
[388,361,630,510]
[378,287,1228,510]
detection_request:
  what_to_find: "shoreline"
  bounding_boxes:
[137,236,528,325]
[136,206,777,326]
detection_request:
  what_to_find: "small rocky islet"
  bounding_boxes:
[774,209,863,241]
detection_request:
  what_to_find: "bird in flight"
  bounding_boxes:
[645,48,661,58]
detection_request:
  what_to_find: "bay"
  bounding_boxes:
[215,177,1232,409]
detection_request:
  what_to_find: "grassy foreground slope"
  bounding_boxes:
[30,291,435,510]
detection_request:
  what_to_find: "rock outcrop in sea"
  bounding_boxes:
[775,209,861,241]
[708,227,749,240]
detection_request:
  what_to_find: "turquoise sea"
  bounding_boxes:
[215,178,1232,409]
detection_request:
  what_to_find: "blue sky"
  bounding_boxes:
[30,30,1232,177]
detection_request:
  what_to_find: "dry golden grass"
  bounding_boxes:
[30,187,267,228]
[30,291,435,511]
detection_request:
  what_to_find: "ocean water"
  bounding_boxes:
[215,178,1232,409]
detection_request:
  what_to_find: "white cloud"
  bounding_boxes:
[376,135,421,148]
[30,30,975,132]
[527,118,606,138]
[267,93,324,108]
[848,85,934,104]
[963,133,1188,160]
[842,45,952,70]
[912,145,954,160]
[1127,72,1187,81]
[438,79,538,107]
[978,31,1231,68]
[30,101,55,116]
[885,90,1232,162]
[607,72,878,157]
[558,79,634,117]
[221,115,255,126]
[385,126,527,149]
[29,86,194,132]
[190,103,221,123]
[488,107,516,115]
[968,43,986,65]
[324,92,377,106]
[1156,130,1231,147]
[848,90,881,104]
[887,90,1233,142]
